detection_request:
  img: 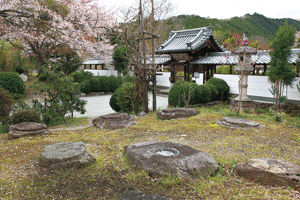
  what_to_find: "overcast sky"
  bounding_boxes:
[101,0,300,20]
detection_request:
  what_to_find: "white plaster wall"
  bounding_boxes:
[215,74,300,101]
[156,72,172,87]
[85,69,118,76]
[192,74,204,85]
[84,69,300,101]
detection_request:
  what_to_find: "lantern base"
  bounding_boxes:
[230,98,256,112]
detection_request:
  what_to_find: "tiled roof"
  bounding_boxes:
[193,49,300,65]
[156,26,222,53]
[82,58,113,65]
[145,55,172,65]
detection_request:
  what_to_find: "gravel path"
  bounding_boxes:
[71,93,168,118]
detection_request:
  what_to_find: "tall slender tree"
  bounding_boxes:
[268,22,297,108]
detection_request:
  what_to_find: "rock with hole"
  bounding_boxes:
[124,142,219,179]
[236,158,300,191]
[157,107,198,120]
[92,113,137,129]
[40,142,96,170]
[8,122,52,139]
[216,117,264,129]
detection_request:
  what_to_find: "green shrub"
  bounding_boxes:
[99,76,110,93]
[124,75,135,83]
[0,124,9,134]
[194,85,211,103]
[89,77,101,92]
[168,81,196,107]
[109,86,121,112]
[0,72,25,99]
[255,107,268,114]
[216,66,225,74]
[80,80,92,94]
[109,75,122,92]
[110,83,142,114]
[206,78,230,101]
[15,66,25,74]
[206,84,219,101]
[281,102,300,117]
[0,87,13,124]
[222,65,237,74]
[11,109,41,124]
[38,74,48,82]
[72,71,93,83]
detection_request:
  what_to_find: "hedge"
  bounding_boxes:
[206,77,230,101]
[0,72,25,99]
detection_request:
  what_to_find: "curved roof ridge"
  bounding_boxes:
[159,32,177,49]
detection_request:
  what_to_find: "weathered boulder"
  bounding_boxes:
[92,113,137,129]
[124,142,219,179]
[8,122,52,139]
[216,117,264,129]
[138,111,147,117]
[19,73,28,82]
[236,158,300,191]
[121,190,172,200]
[40,141,96,170]
[157,108,198,120]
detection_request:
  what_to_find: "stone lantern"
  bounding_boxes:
[231,34,257,111]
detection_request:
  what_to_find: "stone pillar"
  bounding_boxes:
[230,33,257,112]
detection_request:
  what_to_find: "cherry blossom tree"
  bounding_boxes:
[0,0,117,73]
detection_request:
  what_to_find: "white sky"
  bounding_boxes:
[101,0,300,20]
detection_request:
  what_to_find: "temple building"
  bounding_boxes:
[155,26,223,84]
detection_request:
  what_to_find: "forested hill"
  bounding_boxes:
[171,12,300,43]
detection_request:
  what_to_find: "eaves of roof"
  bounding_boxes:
[145,55,172,65]
[155,26,222,54]
[82,58,113,65]
[193,49,300,65]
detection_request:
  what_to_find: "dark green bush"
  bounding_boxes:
[281,102,300,117]
[206,84,218,101]
[109,75,122,92]
[11,109,41,124]
[109,86,121,112]
[255,107,268,114]
[110,83,142,113]
[99,76,110,93]
[89,77,101,92]
[80,80,92,94]
[124,75,135,83]
[0,72,25,99]
[194,85,211,103]
[38,74,48,82]
[0,87,13,124]
[72,71,93,83]
[15,66,25,74]
[168,81,196,107]
[206,78,230,101]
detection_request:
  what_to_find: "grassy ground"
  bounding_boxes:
[0,105,300,199]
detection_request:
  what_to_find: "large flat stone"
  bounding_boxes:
[92,113,137,129]
[157,108,198,120]
[124,142,218,179]
[216,117,264,129]
[8,122,52,139]
[236,158,300,191]
[40,142,96,170]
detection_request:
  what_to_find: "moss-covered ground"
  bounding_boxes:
[0,104,299,199]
